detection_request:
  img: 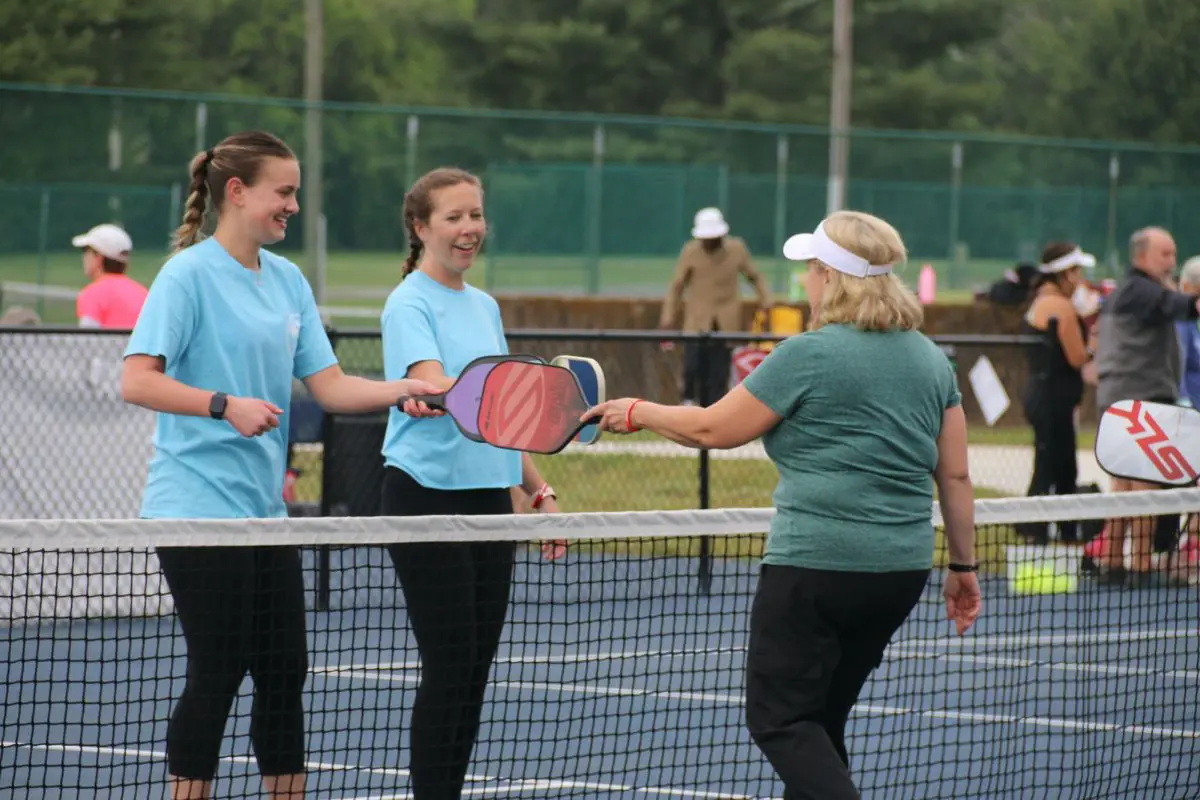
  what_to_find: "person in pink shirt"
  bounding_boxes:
[72,223,149,328]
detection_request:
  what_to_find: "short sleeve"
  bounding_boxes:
[382,295,442,380]
[741,335,812,417]
[76,284,103,326]
[292,276,338,380]
[943,354,962,409]
[491,298,509,356]
[124,273,196,366]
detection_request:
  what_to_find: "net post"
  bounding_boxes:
[315,323,338,613]
[697,332,714,596]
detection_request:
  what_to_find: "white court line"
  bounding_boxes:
[0,741,774,800]
[899,628,1199,649]
[0,740,415,780]
[311,646,744,673]
[886,648,1200,684]
[318,669,1199,741]
[312,627,1198,675]
[313,627,1200,686]
[344,780,772,800]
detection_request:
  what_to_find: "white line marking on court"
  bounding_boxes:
[0,740,416,780]
[886,648,1200,684]
[317,669,1200,741]
[899,628,1199,649]
[314,627,1200,687]
[339,778,774,800]
[0,741,776,800]
[311,646,744,674]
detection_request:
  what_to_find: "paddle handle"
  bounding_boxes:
[396,393,447,411]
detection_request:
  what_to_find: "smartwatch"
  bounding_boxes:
[948,562,978,573]
[209,392,228,420]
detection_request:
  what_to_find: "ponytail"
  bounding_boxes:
[402,213,422,279]
[169,133,295,254]
[172,150,212,252]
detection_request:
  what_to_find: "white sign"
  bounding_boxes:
[968,355,1010,427]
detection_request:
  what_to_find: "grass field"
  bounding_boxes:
[1,249,1009,326]
[289,447,1018,570]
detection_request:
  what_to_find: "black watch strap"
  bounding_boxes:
[209,391,228,420]
[948,562,979,573]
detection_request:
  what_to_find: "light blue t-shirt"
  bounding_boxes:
[380,271,522,490]
[124,238,338,519]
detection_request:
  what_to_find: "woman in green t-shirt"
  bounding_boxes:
[583,210,981,799]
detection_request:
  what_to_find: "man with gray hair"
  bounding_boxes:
[1093,226,1200,585]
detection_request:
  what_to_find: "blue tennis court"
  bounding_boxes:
[2,545,1198,800]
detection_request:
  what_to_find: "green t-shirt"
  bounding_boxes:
[741,323,962,572]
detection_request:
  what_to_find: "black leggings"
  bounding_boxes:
[381,467,516,800]
[745,564,929,800]
[1023,387,1079,541]
[155,545,308,780]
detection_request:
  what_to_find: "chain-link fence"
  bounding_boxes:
[5,83,1200,299]
[0,326,1069,526]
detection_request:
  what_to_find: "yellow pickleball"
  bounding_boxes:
[1012,564,1076,595]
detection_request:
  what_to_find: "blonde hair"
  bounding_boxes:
[810,210,923,332]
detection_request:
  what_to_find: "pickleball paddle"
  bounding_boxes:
[396,354,544,442]
[1095,399,1200,487]
[475,360,597,455]
[551,355,605,445]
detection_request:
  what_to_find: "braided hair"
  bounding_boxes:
[171,131,295,253]
[401,167,482,279]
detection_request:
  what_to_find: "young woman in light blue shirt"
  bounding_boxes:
[379,167,564,800]
[121,130,438,800]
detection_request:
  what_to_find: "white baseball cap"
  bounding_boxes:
[72,224,133,263]
[691,207,730,240]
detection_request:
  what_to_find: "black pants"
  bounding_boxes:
[381,467,516,800]
[1023,386,1079,541]
[745,564,929,800]
[155,546,308,780]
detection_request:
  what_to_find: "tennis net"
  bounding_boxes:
[1,489,1198,799]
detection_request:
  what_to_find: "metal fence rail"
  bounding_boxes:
[0,325,1049,597]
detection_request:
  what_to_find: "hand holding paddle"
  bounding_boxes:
[393,378,449,419]
[580,397,643,435]
[395,354,544,440]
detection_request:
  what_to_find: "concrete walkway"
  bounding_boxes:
[562,440,1108,496]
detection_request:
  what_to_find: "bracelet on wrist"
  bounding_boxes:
[626,399,644,432]
[531,483,556,510]
[948,562,978,573]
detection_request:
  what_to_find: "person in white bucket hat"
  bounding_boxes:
[660,207,771,404]
[71,223,148,328]
[586,209,981,799]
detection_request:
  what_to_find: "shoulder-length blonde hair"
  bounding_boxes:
[810,210,924,332]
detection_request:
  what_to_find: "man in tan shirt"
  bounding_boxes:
[660,207,771,403]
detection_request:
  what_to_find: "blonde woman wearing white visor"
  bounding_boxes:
[584,210,981,799]
[1018,242,1097,544]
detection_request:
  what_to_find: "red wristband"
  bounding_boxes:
[531,483,555,509]
[626,399,644,432]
